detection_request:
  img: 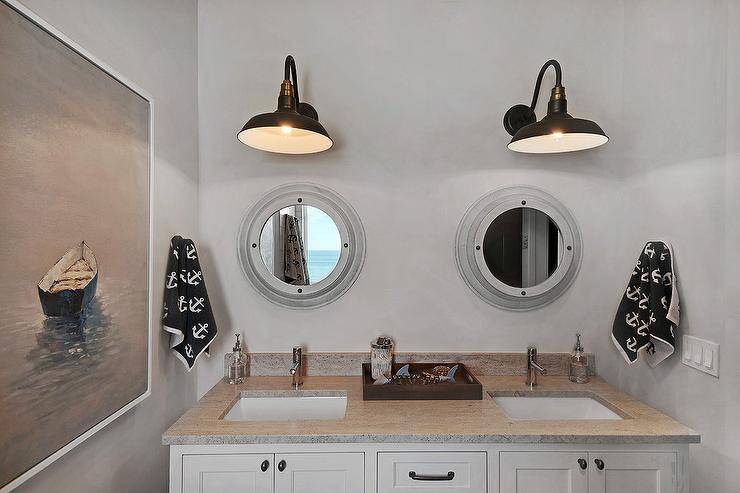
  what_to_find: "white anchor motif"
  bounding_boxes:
[626,286,641,301]
[648,311,656,324]
[172,248,179,259]
[626,312,640,327]
[163,302,168,318]
[639,292,649,310]
[641,271,650,282]
[189,297,205,313]
[166,272,178,289]
[632,260,642,276]
[179,269,188,283]
[186,244,197,259]
[187,270,203,286]
[177,295,188,312]
[192,323,209,339]
[184,344,193,358]
[661,295,668,309]
[651,269,662,284]
[644,243,655,258]
[626,337,638,352]
[662,272,672,286]
[660,251,668,261]
[636,319,650,336]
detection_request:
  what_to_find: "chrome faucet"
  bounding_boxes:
[289,346,303,389]
[525,346,547,389]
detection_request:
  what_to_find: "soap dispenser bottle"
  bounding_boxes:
[568,333,589,384]
[224,334,247,384]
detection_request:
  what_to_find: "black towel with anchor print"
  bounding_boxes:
[162,236,217,370]
[611,241,680,367]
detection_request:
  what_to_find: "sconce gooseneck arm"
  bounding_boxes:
[529,59,562,110]
[284,55,300,108]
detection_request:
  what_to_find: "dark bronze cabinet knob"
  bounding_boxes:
[261,460,269,472]
[278,460,287,472]
[594,458,605,470]
[578,458,587,470]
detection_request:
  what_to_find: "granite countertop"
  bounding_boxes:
[162,374,700,445]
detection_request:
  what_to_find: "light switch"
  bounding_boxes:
[692,345,702,364]
[681,335,719,377]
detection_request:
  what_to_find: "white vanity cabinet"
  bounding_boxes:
[499,451,679,493]
[169,444,688,493]
[274,453,364,493]
[500,451,588,493]
[182,454,273,493]
[588,452,677,493]
[178,451,364,493]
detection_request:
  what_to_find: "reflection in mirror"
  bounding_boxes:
[482,207,563,288]
[259,205,341,285]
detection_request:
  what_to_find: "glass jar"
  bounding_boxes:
[370,336,393,379]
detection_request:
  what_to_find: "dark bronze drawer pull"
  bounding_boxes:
[409,471,455,481]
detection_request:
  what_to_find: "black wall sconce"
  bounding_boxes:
[503,59,607,153]
[238,55,333,154]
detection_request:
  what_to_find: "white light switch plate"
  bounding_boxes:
[681,335,719,377]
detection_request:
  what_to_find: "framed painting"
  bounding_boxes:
[0,0,152,490]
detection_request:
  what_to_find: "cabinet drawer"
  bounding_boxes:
[378,452,486,492]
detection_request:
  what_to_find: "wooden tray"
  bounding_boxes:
[362,363,483,400]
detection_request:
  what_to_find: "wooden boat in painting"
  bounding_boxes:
[37,242,98,317]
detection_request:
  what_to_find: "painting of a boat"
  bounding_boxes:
[37,242,98,317]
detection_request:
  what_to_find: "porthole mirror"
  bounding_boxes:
[238,183,366,309]
[456,186,582,310]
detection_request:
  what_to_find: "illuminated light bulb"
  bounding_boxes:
[281,125,293,135]
[552,132,563,141]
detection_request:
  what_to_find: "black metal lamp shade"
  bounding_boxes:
[507,113,607,153]
[237,107,333,154]
[504,60,608,154]
[237,55,333,154]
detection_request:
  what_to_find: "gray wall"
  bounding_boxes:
[13,0,199,491]
[197,0,624,373]
[197,1,737,491]
[593,2,738,492]
[724,2,740,490]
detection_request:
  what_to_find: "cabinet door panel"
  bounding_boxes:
[182,454,274,493]
[589,452,676,493]
[275,453,364,493]
[500,451,588,493]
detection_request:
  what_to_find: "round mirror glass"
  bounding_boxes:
[482,207,563,288]
[258,205,341,285]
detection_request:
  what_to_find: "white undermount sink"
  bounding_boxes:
[223,390,348,422]
[490,393,624,420]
